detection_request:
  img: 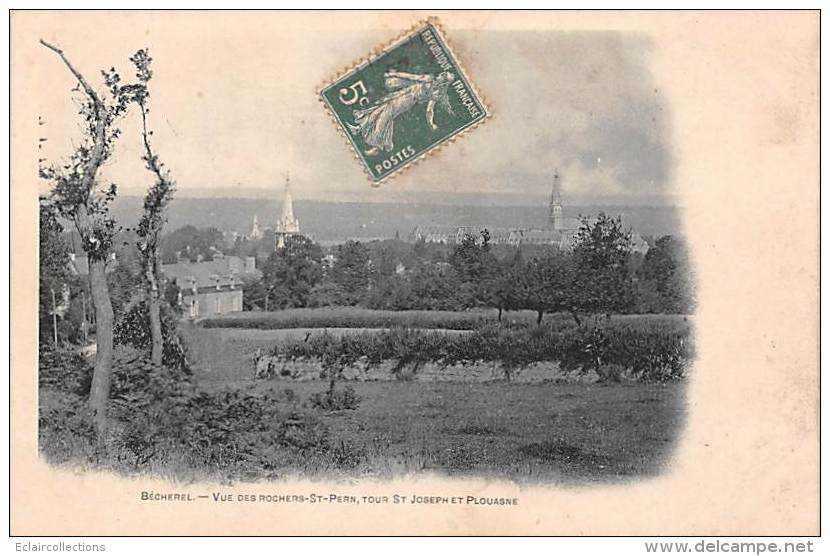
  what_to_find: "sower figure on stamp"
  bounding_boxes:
[347,70,455,156]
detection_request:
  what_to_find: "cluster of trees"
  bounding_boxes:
[159,225,225,263]
[39,201,80,345]
[159,224,277,264]
[38,42,176,435]
[244,214,692,321]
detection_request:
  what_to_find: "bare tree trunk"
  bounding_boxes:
[146,253,163,366]
[87,258,114,432]
[41,40,114,436]
[536,309,544,325]
[136,90,173,367]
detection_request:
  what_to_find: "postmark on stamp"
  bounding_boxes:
[320,19,489,183]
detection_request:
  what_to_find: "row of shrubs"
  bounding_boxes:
[200,307,689,333]
[201,307,531,331]
[266,320,693,383]
[38,345,353,478]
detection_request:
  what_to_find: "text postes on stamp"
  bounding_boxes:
[320,20,489,183]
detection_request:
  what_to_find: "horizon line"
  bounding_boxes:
[111,190,682,207]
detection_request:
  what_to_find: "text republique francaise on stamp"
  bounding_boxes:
[320,20,489,183]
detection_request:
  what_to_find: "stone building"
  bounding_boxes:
[161,254,259,319]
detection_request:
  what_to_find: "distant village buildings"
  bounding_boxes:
[240,170,648,257]
[161,254,260,319]
[411,171,649,254]
[159,172,302,319]
[62,247,260,322]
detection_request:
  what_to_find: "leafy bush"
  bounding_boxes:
[310,384,361,411]
[38,389,98,464]
[114,388,330,471]
[38,340,337,477]
[556,324,691,382]
[38,343,193,401]
[39,346,336,477]
[274,328,473,377]
[108,346,194,414]
[38,346,92,396]
[114,299,189,370]
[40,379,334,477]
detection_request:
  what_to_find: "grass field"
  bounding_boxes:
[174,317,688,482]
[179,324,355,384]
[238,380,685,482]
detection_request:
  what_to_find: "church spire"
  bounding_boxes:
[280,171,297,228]
[276,171,300,249]
[250,214,262,240]
[549,169,563,230]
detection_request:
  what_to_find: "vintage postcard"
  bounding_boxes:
[9,10,819,537]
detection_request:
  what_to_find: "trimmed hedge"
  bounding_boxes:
[200,307,544,331]
[265,321,692,383]
[202,308,689,333]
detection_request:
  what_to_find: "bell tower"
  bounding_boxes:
[250,214,262,240]
[275,171,300,249]
[549,169,563,230]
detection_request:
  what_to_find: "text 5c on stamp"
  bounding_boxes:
[320,20,489,183]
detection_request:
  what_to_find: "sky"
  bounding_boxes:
[31,13,674,205]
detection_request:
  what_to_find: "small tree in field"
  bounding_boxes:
[485,249,522,322]
[39,40,147,433]
[514,250,574,324]
[570,212,635,324]
[637,235,693,313]
[131,49,176,366]
[450,230,493,282]
[450,229,497,308]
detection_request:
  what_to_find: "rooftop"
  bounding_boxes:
[161,255,259,289]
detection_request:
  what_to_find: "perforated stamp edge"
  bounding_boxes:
[317,17,492,186]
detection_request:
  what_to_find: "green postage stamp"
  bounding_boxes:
[320,20,489,183]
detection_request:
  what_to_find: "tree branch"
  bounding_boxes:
[39,39,101,106]
[139,100,163,180]
[41,38,108,200]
